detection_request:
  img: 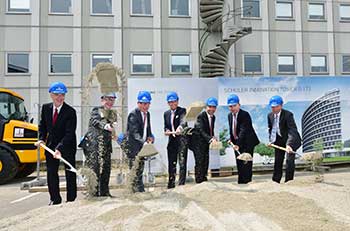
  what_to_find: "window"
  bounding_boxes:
[91,0,112,15]
[311,55,327,73]
[170,54,191,73]
[278,55,295,73]
[132,54,153,73]
[276,1,293,19]
[131,0,152,15]
[340,4,350,21]
[243,55,262,73]
[6,53,30,74]
[242,0,260,18]
[309,3,325,20]
[170,0,190,16]
[342,55,350,73]
[92,54,113,69]
[50,54,72,74]
[50,0,72,14]
[7,0,30,13]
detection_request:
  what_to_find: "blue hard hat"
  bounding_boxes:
[206,97,218,107]
[117,133,125,145]
[166,91,179,102]
[49,82,67,94]
[137,91,152,103]
[269,95,283,107]
[227,94,240,106]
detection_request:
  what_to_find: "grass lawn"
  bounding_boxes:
[323,156,350,163]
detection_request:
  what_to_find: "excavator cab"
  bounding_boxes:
[0,88,44,184]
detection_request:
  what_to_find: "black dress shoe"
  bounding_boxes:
[203,177,208,181]
[100,193,115,198]
[48,200,61,206]
[167,183,175,189]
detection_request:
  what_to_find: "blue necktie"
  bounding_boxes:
[270,115,277,143]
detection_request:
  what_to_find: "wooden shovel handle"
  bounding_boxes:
[39,143,77,173]
[268,143,289,152]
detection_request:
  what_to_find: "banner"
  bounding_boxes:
[129,77,350,173]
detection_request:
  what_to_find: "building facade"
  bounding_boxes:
[302,88,342,154]
[1,0,350,135]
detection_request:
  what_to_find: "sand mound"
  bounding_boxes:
[1,172,350,231]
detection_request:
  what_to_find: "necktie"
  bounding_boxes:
[233,113,238,140]
[53,108,58,126]
[270,114,277,143]
[171,111,175,137]
[143,112,147,128]
[209,115,214,137]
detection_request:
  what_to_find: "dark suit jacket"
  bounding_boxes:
[163,107,186,143]
[39,102,77,156]
[193,111,215,144]
[268,109,302,151]
[228,109,259,151]
[126,108,153,158]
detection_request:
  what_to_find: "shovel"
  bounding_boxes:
[138,143,159,158]
[267,143,302,158]
[228,141,253,163]
[39,143,98,197]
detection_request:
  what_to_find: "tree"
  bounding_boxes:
[313,138,324,153]
[334,141,344,155]
[219,129,229,156]
[254,143,274,157]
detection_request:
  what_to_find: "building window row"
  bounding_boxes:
[243,54,350,74]
[4,53,192,75]
[242,0,350,22]
[303,122,341,136]
[6,0,191,17]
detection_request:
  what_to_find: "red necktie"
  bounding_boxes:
[209,115,214,136]
[233,113,238,140]
[53,108,58,126]
[143,112,147,128]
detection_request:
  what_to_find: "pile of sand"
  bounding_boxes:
[1,172,350,231]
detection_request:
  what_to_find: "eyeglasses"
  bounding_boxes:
[103,97,116,101]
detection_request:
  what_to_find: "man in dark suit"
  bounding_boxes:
[35,82,77,205]
[268,95,301,183]
[163,92,187,189]
[227,94,259,184]
[126,91,154,192]
[192,97,218,183]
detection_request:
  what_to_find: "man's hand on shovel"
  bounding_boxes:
[54,150,62,159]
[34,140,45,147]
[285,145,294,154]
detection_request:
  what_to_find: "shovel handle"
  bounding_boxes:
[268,143,300,156]
[228,141,241,155]
[39,143,77,173]
[268,143,289,152]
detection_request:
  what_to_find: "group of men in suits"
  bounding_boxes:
[35,81,302,204]
[160,92,301,186]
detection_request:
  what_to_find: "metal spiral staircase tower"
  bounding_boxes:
[199,0,252,77]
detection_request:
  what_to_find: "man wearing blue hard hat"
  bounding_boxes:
[192,97,218,183]
[35,82,77,205]
[227,94,259,184]
[163,91,188,188]
[79,92,118,197]
[267,95,301,183]
[126,91,154,192]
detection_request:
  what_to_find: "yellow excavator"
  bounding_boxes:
[0,88,44,184]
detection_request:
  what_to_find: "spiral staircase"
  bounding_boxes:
[199,0,252,77]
